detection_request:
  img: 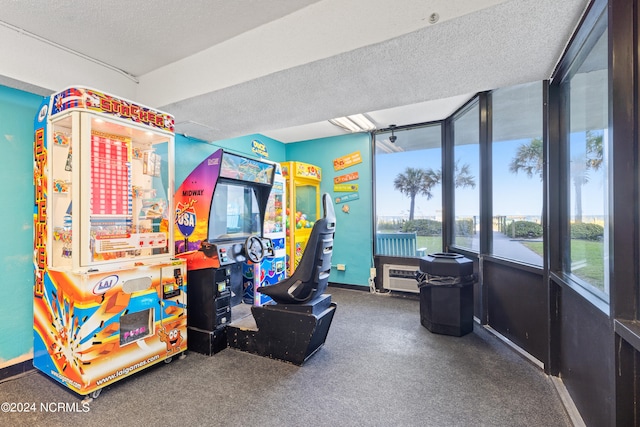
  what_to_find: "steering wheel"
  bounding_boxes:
[244,235,266,263]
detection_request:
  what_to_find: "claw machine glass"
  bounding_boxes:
[243,163,287,305]
[280,161,321,275]
[33,87,187,398]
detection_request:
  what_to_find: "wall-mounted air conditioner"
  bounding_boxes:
[382,264,419,293]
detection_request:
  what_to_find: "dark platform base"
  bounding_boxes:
[227,294,337,365]
[420,283,474,337]
[187,326,228,356]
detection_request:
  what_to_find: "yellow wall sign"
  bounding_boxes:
[251,139,269,158]
[334,183,359,192]
[333,151,362,171]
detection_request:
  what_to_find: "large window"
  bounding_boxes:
[491,82,544,266]
[374,125,442,257]
[453,102,480,250]
[560,10,609,300]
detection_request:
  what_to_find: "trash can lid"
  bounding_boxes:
[419,252,473,277]
[427,252,464,259]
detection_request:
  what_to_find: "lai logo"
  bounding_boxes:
[93,275,119,295]
[38,104,48,122]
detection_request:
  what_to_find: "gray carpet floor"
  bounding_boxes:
[0,286,571,426]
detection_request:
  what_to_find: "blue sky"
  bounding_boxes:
[376,134,606,220]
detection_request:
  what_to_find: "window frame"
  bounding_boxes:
[449,98,481,253]
[550,0,610,312]
[489,82,546,267]
[372,122,445,258]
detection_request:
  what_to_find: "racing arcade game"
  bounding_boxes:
[175,149,275,355]
[227,193,337,365]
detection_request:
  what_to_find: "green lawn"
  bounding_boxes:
[453,236,474,249]
[386,232,605,291]
[416,236,443,255]
[521,239,605,290]
[519,241,543,256]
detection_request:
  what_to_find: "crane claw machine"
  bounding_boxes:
[33,87,186,398]
[242,163,287,306]
[280,161,321,275]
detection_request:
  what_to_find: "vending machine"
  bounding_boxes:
[280,161,321,275]
[242,163,287,306]
[33,87,186,398]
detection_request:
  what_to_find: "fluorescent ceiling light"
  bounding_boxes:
[348,114,376,131]
[329,114,376,133]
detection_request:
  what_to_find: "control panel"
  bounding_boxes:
[215,242,247,266]
[204,237,274,266]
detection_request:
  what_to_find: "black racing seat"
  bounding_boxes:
[257,193,336,304]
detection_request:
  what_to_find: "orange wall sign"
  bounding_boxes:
[333,151,362,171]
[333,171,359,184]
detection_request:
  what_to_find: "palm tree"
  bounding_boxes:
[394,163,476,221]
[586,130,603,170]
[509,137,544,226]
[573,130,604,223]
[570,153,589,223]
[393,167,439,220]
[424,167,441,187]
[509,132,604,223]
[454,159,477,189]
[509,137,543,180]
[424,162,475,189]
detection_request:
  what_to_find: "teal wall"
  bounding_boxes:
[0,81,372,374]
[176,131,373,288]
[0,86,43,369]
[286,133,373,287]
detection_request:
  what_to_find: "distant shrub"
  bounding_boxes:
[377,219,403,232]
[571,223,604,241]
[402,219,442,236]
[508,221,543,238]
[455,219,474,236]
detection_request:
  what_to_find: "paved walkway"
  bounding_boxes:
[492,231,543,265]
[459,232,543,266]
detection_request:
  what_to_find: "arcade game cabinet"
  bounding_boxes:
[33,87,186,398]
[227,193,337,365]
[174,149,276,355]
[280,161,321,276]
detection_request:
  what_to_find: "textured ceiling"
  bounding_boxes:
[0,0,323,76]
[0,0,589,143]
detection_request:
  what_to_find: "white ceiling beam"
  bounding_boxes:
[136,0,508,108]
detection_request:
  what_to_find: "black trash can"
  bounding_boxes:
[415,253,475,337]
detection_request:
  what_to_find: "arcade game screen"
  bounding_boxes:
[208,181,262,241]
